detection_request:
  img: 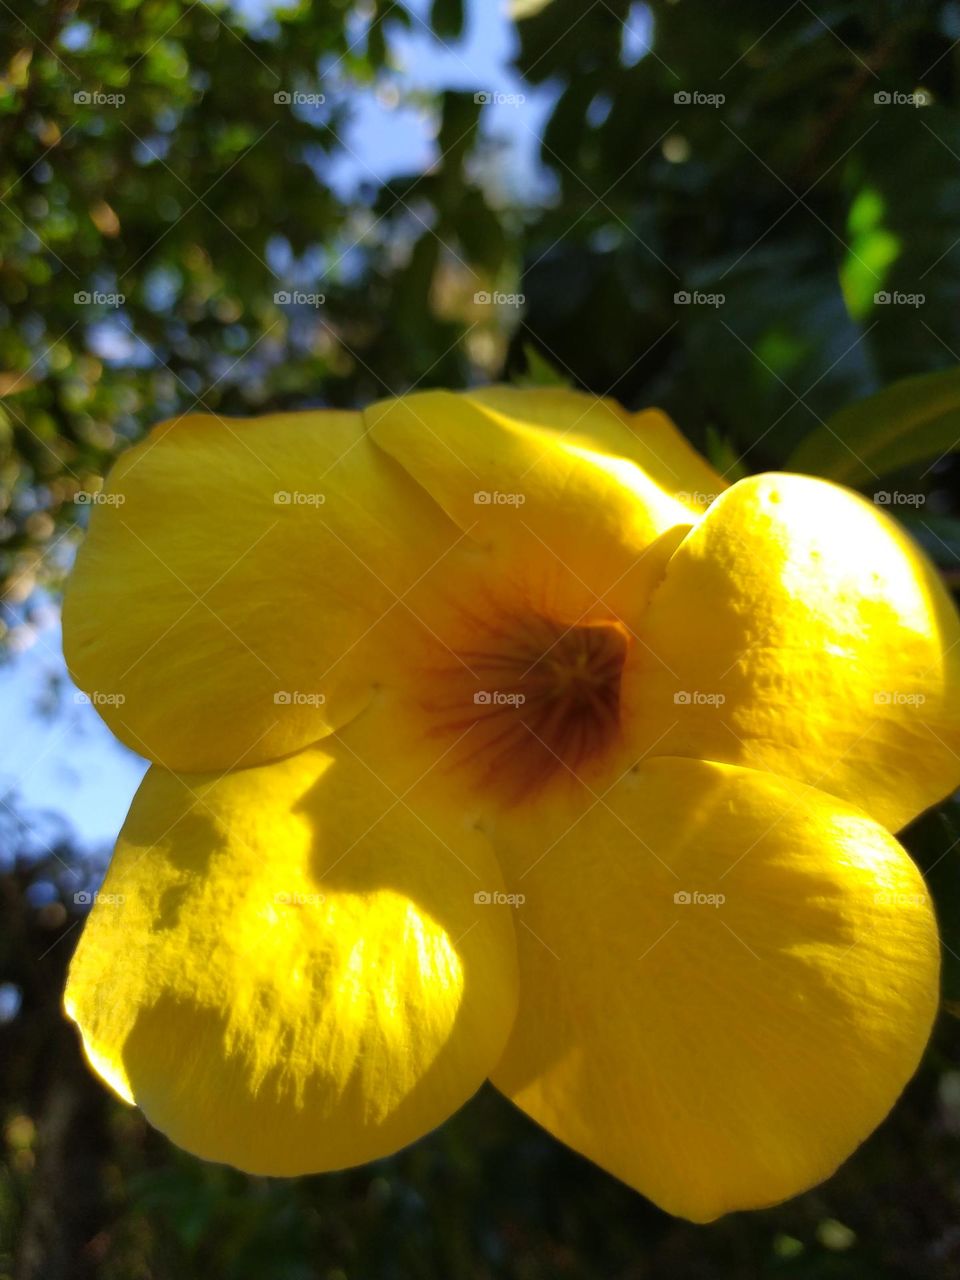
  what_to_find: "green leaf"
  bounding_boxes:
[429,0,464,40]
[788,366,960,485]
[704,425,747,482]
[513,344,572,388]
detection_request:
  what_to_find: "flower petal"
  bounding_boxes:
[365,390,696,625]
[490,757,939,1222]
[631,473,960,831]
[63,410,477,772]
[464,387,729,514]
[64,733,518,1174]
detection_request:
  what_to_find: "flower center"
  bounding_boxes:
[425,613,630,803]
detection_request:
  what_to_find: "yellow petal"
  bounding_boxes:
[64,732,518,1174]
[631,472,960,831]
[466,386,729,514]
[491,757,939,1222]
[365,389,696,626]
[63,410,476,772]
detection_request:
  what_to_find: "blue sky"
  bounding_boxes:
[324,0,558,202]
[0,618,147,851]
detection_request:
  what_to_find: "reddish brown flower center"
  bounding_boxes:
[425,614,630,803]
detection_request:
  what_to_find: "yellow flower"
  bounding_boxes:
[63,387,960,1222]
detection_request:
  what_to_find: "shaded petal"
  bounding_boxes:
[491,757,939,1222]
[64,732,518,1174]
[63,409,478,772]
[632,472,960,831]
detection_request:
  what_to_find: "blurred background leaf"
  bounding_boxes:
[790,366,960,483]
